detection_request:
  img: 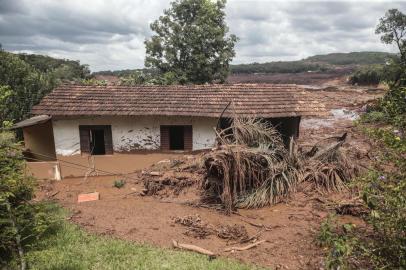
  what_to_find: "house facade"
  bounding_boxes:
[17,84,326,161]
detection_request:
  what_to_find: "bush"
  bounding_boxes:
[349,65,384,85]
[319,127,406,269]
[113,179,126,189]
[0,131,58,269]
[317,217,357,269]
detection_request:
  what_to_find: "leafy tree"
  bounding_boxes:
[145,0,238,84]
[0,50,55,124]
[0,131,57,269]
[0,50,91,124]
[376,9,406,62]
[376,9,406,86]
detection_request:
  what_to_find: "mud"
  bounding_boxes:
[38,175,342,269]
[34,78,380,269]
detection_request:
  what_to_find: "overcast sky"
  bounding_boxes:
[0,0,403,71]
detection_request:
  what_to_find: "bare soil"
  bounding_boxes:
[36,77,383,269]
[227,67,353,85]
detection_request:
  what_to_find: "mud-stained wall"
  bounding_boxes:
[52,116,217,156]
[23,121,56,160]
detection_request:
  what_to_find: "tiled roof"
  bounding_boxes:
[31,84,326,118]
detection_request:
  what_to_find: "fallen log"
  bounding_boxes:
[224,240,266,252]
[172,240,216,257]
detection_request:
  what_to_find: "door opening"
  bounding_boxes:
[90,129,106,155]
[169,126,185,150]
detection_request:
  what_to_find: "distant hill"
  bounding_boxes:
[94,51,395,76]
[305,51,394,66]
[17,53,90,79]
[230,51,394,74]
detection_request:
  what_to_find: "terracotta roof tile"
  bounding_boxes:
[31,84,326,118]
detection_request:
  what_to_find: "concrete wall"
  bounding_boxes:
[52,116,217,156]
[23,121,56,160]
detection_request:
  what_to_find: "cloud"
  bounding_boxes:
[0,0,403,71]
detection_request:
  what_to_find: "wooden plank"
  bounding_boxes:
[184,125,193,151]
[160,126,170,150]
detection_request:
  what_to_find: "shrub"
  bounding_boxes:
[113,179,126,189]
[348,65,384,85]
[0,131,58,269]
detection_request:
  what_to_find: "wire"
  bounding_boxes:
[15,146,140,181]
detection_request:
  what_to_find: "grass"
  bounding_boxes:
[23,208,264,270]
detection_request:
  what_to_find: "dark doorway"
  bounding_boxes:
[169,126,185,150]
[79,125,113,155]
[90,129,106,155]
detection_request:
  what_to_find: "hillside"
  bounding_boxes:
[94,51,394,77]
[231,51,394,74]
[305,51,394,65]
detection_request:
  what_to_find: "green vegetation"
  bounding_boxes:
[0,131,58,269]
[318,9,406,269]
[306,51,393,66]
[145,0,237,84]
[118,70,179,86]
[17,53,90,79]
[348,65,384,85]
[317,128,406,269]
[113,179,126,188]
[230,60,328,74]
[0,49,90,124]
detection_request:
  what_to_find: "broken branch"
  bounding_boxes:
[172,240,216,257]
[224,240,266,252]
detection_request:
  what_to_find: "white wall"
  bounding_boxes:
[52,116,217,156]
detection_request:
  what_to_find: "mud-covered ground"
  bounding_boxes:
[36,77,383,269]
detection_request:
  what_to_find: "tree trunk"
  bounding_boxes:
[10,215,26,270]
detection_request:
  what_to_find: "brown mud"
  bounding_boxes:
[35,77,381,269]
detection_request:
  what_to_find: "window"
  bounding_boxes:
[79,125,113,155]
[160,125,192,151]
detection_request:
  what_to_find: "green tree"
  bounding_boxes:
[0,50,56,124]
[145,0,238,84]
[376,9,406,86]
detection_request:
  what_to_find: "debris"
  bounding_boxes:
[217,224,249,241]
[224,240,266,252]
[172,240,216,257]
[142,171,197,196]
[78,192,100,203]
[150,171,162,176]
[47,191,60,198]
[202,117,301,214]
[239,219,272,231]
[157,159,171,164]
[334,199,368,217]
[173,214,213,239]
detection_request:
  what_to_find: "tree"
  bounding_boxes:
[376,9,406,86]
[376,9,406,62]
[0,51,54,124]
[145,0,238,84]
[374,9,406,129]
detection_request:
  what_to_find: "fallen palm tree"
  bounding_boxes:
[302,133,359,192]
[202,117,302,214]
[202,116,359,214]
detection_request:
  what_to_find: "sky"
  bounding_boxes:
[0,0,404,71]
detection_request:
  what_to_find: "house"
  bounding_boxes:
[14,84,325,178]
